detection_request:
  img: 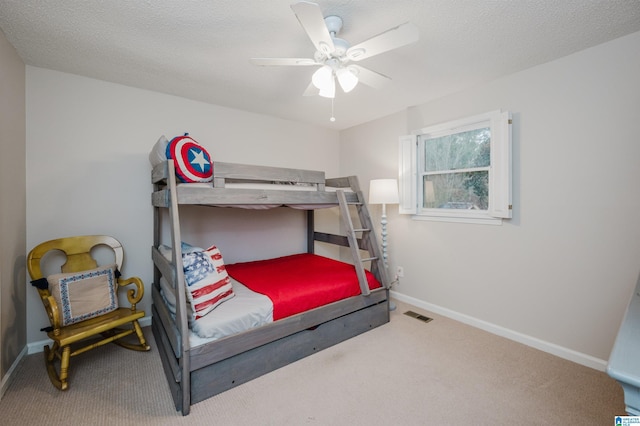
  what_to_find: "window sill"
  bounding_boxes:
[411,212,503,225]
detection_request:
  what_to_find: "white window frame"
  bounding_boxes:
[399,110,512,225]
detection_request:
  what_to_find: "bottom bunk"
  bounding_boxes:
[151,251,389,415]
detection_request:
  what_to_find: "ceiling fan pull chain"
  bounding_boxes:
[330,97,336,122]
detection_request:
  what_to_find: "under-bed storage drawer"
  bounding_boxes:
[189,299,389,404]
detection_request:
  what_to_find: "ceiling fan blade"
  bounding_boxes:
[349,65,391,89]
[302,82,318,96]
[291,1,335,55]
[250,58,318,66]
[346,22,419,61]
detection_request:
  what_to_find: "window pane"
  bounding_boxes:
[423,171,489,210]
[424,127,490,172]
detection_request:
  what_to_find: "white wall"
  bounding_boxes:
[0,27,26,392]
[340,31,640,367]
[25,67,340,343]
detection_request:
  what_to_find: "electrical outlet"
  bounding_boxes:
[396,266,404,278]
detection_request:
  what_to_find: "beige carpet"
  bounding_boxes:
[0,301,625,425]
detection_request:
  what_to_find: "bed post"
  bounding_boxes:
[307,210,315,254]
[167,160,192,416]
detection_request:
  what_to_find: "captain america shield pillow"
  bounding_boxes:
[166,135,213,183]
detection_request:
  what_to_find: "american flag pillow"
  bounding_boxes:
[182,245,234,319]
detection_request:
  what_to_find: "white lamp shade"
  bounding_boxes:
[318,75,335,98]
[312,65,333,90]
[369,179,399,205]
[336,67,358,93]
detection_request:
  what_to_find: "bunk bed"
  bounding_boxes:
[151,159,391,415]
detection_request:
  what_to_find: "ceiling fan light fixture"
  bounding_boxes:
[318,76,335,98]
[312,65,333,90]
[336,67,358,93]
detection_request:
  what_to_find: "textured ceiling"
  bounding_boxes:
[1,0,639,130]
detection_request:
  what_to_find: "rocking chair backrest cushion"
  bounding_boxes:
[47,264,119,326]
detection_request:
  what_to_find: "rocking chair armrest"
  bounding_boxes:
[43,295,62,331]
[117,276,144,309]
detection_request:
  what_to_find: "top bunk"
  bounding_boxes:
[151,159,360,208]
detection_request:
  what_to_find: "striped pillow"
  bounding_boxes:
[182,245,234,319]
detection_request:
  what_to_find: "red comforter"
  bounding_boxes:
[225,253,381,321]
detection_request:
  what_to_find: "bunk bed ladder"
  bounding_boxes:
[356,191,391,291]
[336,187,390,295]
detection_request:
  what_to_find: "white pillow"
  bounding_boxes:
[148,135,169,167]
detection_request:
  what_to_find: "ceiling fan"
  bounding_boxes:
[251,1,419,99]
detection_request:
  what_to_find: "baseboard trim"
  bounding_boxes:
[27,315,152,355]
[0,345,28,400]
[391,291,608,371]
[24,304,608,371]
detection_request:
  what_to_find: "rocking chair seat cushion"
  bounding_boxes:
[47,264,119,326]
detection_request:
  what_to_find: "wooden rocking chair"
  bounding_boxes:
[27,235,150,390]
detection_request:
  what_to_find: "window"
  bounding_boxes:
[399,110,512,224]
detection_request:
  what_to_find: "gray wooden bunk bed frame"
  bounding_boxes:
[151,159,391,415]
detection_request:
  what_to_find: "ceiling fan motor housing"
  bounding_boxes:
[324,15,343,35]
[315,15,349,60]
[331,37,350,58]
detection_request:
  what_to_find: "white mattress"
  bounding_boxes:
[226,182,319,191]
[158,245,273,348]
[179,182,317,191]
[190,279,273,344]
[160,277,273,347]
